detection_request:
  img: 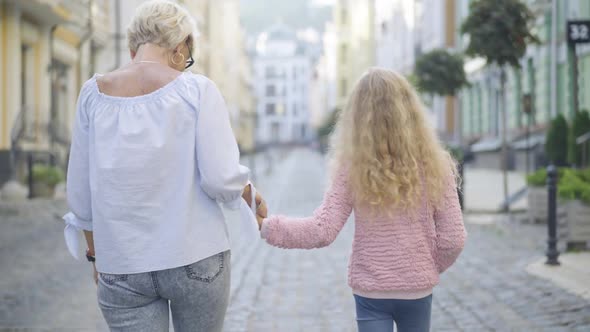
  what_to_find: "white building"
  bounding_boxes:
[310,22,338,129]
[254,24,313,145]
[375,0,417,75]
[374,0,458,142]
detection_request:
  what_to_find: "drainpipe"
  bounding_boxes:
[550,0,557,118]
[49,24,58,151]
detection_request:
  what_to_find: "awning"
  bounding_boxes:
[470,137,502,153]
[511,133,546,150]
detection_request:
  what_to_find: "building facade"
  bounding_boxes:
[309,22,338,130]
[459,0,590,170]
[253,24,313,145]
[334,0,376,107]
[0,0,111,187]
[374,0,459,141]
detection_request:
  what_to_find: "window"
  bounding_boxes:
[265,103,276,115]
[265,66,276,78]
[293,66,297,80]
[266,85,276,97]
[292,103,298,116]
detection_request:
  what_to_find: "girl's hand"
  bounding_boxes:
[256,194,268,230]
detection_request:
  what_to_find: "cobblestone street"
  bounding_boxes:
[1,148,590,331]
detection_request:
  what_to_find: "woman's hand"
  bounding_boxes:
[241,184,252,205]
[243,184,268,229]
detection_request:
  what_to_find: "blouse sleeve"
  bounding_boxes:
[63,80,94,259]
[195,77,250,209]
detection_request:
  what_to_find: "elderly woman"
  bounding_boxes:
[62,1,266,331]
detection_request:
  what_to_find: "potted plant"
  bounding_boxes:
[31,165,65,198]
[558,168,590,249]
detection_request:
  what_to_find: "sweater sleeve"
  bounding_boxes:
[261,168,353,249]
[433,173,467,273]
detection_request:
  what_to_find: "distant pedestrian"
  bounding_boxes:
[62,1,265,331]
[259,68,467,332]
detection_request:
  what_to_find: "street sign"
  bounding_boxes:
[567,20,590,44]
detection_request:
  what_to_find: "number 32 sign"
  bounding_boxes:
[567,21,590,44]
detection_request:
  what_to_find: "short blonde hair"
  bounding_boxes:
[127,0,197,52]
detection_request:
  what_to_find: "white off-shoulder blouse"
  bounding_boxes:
[63,72,259,274]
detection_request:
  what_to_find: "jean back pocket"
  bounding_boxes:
[184,252,226,283]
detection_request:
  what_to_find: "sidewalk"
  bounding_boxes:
[463,166,527,213]
[527,253,590,300]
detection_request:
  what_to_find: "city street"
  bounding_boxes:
[1,148,590,331]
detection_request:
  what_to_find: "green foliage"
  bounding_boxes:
[32,165,64,187]
[526,168,547,187]
[526,168,566,187]
[567,110,590,166]
[545,114,569,166]
[527,167,590,203]
[558,169,590,204]
[446,146,464,162]
[460,0,539,68]
[414,49,468,96]
[317,108,340,139]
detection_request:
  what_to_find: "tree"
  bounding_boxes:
[317,108,341,153]
[414,49,468,148]
[414,49,468,97]
[545,114,569,167]
[461,0,539,210]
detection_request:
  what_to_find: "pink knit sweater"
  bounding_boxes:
[261,168,467,299]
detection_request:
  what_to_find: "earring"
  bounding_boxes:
[171,52,185,65]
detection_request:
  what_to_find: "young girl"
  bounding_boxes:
[260,68,467,332]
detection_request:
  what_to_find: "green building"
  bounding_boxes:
[458,0,590,171]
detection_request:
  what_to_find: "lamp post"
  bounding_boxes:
[522,93,532,174]
[545,164,560,265]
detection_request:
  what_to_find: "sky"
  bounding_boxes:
[240,0,334,37]
[310,0,336,6]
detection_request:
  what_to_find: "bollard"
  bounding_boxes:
[545,164,560,265]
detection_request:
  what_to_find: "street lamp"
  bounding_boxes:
[522,93,533,174]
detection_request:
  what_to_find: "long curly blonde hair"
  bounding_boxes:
[330,68,457,211]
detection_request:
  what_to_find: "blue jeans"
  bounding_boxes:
[98,251,231,332]
[354,294,433,332]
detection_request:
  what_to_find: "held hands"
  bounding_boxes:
[242,184,268,230]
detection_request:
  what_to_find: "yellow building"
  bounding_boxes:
[334,0,376,107]
[0,0,111,186]
[181,0,257,152]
